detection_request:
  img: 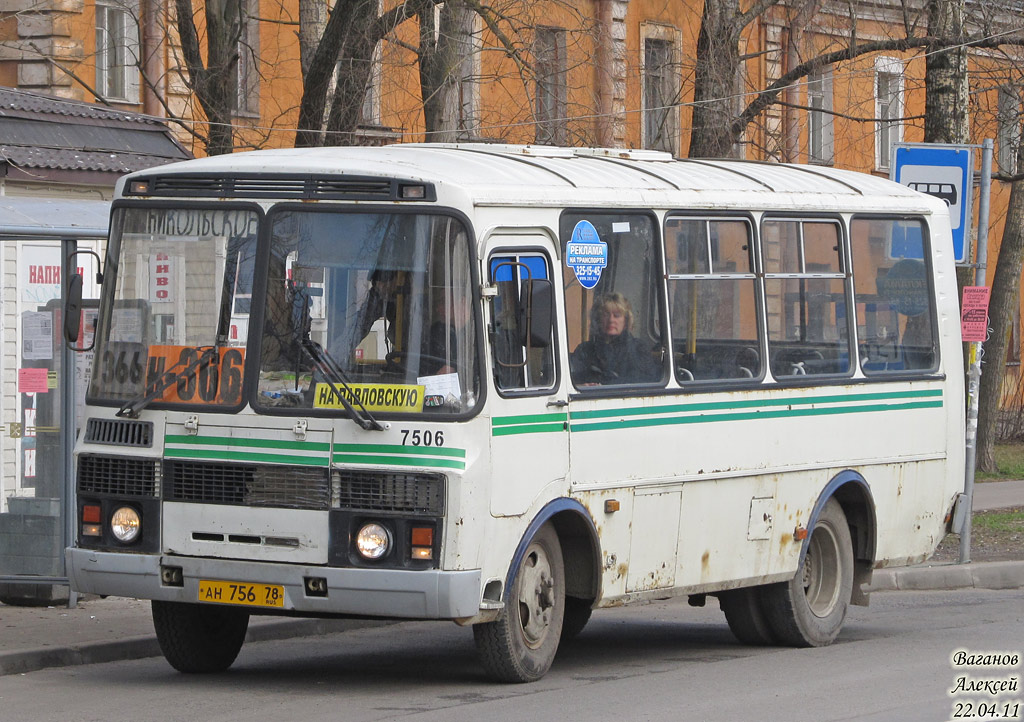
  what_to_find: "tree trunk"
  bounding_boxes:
[323,0,380,145]
[418,1,468,141]
[299,0,327,80]
[688,0,744,158]
[978,158,1024,470]
[172,0,242,155]
[924,0,969,145]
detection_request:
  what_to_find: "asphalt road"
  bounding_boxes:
[0,589,1020,722]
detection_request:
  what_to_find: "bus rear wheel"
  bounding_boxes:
[473,523,565,682]
[152,600,249,673]
[762,498,853,647]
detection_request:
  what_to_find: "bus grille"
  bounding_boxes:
[77,455,159,497]
[333,470,445,514]
[140,174,427,201]
[83,418,154,447]
[164,460,330,510]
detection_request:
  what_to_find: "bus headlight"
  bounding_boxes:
[110,506,141,543]
[355,522,391,560]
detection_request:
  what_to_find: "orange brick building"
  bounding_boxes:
[3,0,1023,368]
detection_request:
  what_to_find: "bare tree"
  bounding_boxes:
[172,0,245,155]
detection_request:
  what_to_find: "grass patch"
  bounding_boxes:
[974,441,1024,481]
[972,509,1024,533]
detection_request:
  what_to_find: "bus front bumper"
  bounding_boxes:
[65,547,483,620]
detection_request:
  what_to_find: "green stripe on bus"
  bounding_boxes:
[165,434,331,453]
[492,412,568,426]
[332,453,466,470]
[332,443,466,459]
[492,423,567,437]
[164,447,330,466]
[570,400,943,432]
[568,389,943,421]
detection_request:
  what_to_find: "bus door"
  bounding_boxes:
[485,241,567,517]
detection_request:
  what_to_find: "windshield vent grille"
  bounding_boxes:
[165,460,330,510]
[136,175,433,201]
[84,418,154,447]
[78,455,159,497]
[333,470,445,514]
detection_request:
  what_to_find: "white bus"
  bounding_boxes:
[65,144,964,682]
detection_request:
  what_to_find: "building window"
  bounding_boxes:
[875,58,903,171]
[808,68,834,165]
[998,86,1021,175]
[95,0,140,102]
[232,0,260,116]
[534,27,567,145]
[643,36,677,154]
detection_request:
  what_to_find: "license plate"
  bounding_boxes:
[198,579,285,608]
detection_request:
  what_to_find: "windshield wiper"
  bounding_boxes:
[300,337,387,431]
[116,346,217,419]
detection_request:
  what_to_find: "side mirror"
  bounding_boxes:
[64,272,84,343]
[519,277,552,348]
[64,248,103,352]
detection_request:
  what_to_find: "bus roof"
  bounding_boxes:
[121,143,941,213]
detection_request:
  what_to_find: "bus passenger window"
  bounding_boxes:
[488,254,555,392]
[763,218,851,379]
[665,217,761,383]
[851,217,937,374]
[559,212,666,389]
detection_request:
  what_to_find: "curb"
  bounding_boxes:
[0,616,392,677]
[866,560,1024,592]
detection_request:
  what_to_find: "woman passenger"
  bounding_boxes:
[570,292,661,385]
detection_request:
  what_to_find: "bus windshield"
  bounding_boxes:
[89,206,258,410]
[255,208,479,416]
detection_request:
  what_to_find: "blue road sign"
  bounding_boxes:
[892,143,973,263]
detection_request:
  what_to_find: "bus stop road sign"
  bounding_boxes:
[892,143,973,263]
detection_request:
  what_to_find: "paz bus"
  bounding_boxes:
[64,144,965,682]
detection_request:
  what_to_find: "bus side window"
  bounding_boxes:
[488,253,556,393]
[559,212,666,389]
[851,217,938,374]
[763,218,851,378]
[665,216,761,383]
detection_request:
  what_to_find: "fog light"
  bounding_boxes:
[355,523,391,560]
[411,546,433,560]
[82,523,102,537]
[110,506,141,543]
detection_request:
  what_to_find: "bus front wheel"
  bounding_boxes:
[152,600,249,673]
[762,498,853,647]
[473,523,565,682]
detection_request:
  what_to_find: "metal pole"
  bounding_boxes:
[960,138,993,564]
[62,238,79,606]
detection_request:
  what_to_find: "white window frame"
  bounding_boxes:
[807,68,834,165]
[875,57,904,171]
[640,24,681,155]
[95,0,140,103]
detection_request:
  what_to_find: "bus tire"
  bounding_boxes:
[560,597,594,642]
[152,600,249,673]
[718,587,776,645]
[762,498,853,647]
[473,523,565,682]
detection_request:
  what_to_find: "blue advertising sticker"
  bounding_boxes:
[566,220,607,290]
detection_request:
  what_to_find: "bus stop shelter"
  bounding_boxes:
[0,196,110,605]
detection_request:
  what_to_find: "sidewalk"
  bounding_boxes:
[1,480,1021,677]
